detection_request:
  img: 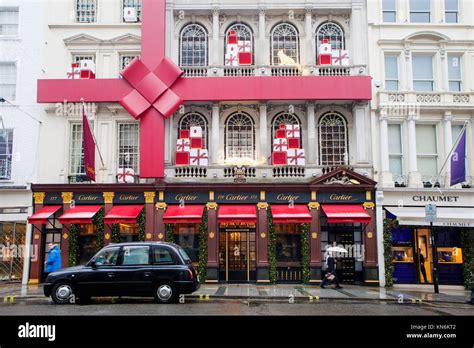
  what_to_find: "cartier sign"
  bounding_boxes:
[114,193,144,204]
[317,192,367,204]
[266,192,311,204]
[165,192,208,204]
[75,193,103,204]
[215,192,259,204]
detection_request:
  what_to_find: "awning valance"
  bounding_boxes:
[322,204,371,224]
[385,207,474,227]
[27,206,62,224]
[218,205,257,224]
[163,205,204,224]
[58,205,103,224]
[104,205,144,224]
[271,205,312,223]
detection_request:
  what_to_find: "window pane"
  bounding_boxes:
[0,129,13,180]
[153,247,174,264]
[0,9,19,36]
[449,81,461,92]
[445,12,458,23]
[383,0,396,11]
[445,0,458,11]
[385,80,399,91]
[413,81,433,91]
[416,125,437,154]
[448,55,461,80]
[410,0,430,11]
[410,12,430,23]
[0,63,17,100]
[122,246,150,265]
[389,156,403,175]
[94,247,120,266]
[384,55,398,79]
[452,125,463,142]
[118,123,139,173]
[388,124,402,153]
[418,157,437,176]
[383,12,396,22]
[412,55,433,79]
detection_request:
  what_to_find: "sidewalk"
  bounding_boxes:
[1,281,471,304]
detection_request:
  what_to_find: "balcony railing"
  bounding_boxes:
[378,91,473,109]
[181,66,208,77]
[272,166,305,178]
[175,166,207,178]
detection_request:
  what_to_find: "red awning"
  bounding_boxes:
[322,204,371,224]
[58,205,103,224]
[104,205,144,224]
[163,205,204,224]
[218,205,257,224]
[27,206,62,224]
[271,205,312,223]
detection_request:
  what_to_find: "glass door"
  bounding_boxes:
[219,229,256,282]
[415,228,432,284]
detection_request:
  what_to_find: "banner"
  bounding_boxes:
[450,127,466,186]
[82,106,96,181]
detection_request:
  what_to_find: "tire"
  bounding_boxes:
[51,282,75,305]
[154,282,178,304]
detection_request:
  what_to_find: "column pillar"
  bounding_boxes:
[144,192,156,241]
[404,46,413,90]
[407,112,423,187]
[375,191,386,287]
[211,102,220,164]
[206,201,219,282]
[362,201,378,284]
[102,192,114,246]
[440,45,449,92]
[28,192,45,284]
[304,7,313,66]
[257,201,269,282]
[306,103,316,163]
[308,200,321,283]
[353,102,369,164]
[60,192,73,269]
[259,103,269,163]
[443,111,453,187]
[258,8,268,66]
[212,7,220,66]
[379,110,394,186]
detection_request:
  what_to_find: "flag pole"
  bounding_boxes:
[433,120,468,192]
[81,98,105,167]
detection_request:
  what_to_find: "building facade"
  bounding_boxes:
[28,0,383,285]
[0,0,45,283]
[368,0,474,287]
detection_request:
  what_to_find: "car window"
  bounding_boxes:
[94,247,120,266]
[153,247,174,264]
[122,246,150,266]
[178,247,192,264]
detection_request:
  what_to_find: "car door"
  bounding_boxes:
[76,246,121,297]
[115,245,153,296]
[151,246,178,283]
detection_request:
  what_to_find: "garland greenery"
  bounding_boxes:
[111,223,121,244]
[165,223,175,243]
[460,229,474,290]
[93,207,105,252]
[137,208,146,241]
[267,208,277,284]
[300,223,310,283]
[383,218,398,287]
[197,209,208,283]
[68,224,79,267]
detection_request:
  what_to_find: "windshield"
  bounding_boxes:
[178,247,192,264]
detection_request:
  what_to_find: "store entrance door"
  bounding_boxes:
[415,228,432,284]
[219,229,256,282]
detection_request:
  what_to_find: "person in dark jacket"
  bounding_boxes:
[44,243,62,277]
[320,252,342,289]
[418,248,428,283]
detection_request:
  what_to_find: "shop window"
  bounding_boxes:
[0,222,26,281]
[318,112,348,166]
[271,23,299,65]
[77,224,97,265]
[178,112,208,149]
[180,24,208,67]
[122,245,149,265]
[118,223,139,243]
[94,246,120,266]
[275,224,301,263]
[173,224,199,263]
[224,112,255,160]
[316,22,344,54]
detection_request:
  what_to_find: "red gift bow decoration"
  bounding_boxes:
[177,141,190,152]
[119,57,184,119]
[273,140,288,151]
[117,169,134,182]
[238,41,251,52]
[191,150,208,165]
[288,151,305,165]
[225,55,238,65]
[333,51,349,64]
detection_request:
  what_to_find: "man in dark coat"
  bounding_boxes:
[320,252,342,289]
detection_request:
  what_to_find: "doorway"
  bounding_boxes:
[219,228,256,282]
[414,228,432,284]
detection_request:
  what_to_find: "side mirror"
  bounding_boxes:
[90,260,97,268]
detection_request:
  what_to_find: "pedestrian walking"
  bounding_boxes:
[44,243,62,278]
[418,248,428,283]
[320,251,342,289]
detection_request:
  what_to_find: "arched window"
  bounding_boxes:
[180,24,208,66]
[272,112,302,147]
[318,112,348,166]
[225,23,253,63]
[178,112,208,148]
[271,23,299,65]
[316,22,344,53]
[225,112,255,160]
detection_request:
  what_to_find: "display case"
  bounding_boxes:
[391,246,414,263]
[437,247,463,264]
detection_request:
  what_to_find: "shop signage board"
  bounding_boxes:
[266,192,311,204]
[113,192,145,204]
[215,192,259,204]
[73,193,104,205]
[164,192,208,204]
[317,192,368,204]
[43,193,62,205]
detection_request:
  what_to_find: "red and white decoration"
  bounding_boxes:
[271,123,305,166]
[225,31,252,66]
[117,168,135,183]
[67,60,96,79]
[331,50,350,66]
[176,126,209,166]
[317,39,332,66]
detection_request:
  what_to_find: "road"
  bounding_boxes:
[0,297,472,316]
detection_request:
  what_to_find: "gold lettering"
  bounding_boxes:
[329,194,353,201]
[78,195,99,201]
[276,194,300,201]
[175,194,199,201]
[119,194,139,201]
